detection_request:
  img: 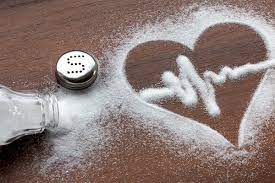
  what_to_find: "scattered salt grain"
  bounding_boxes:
[41,5,275,175]
[140,55,275,117]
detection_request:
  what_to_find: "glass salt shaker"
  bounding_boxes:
[0,85,59,145]
[0,50,98,145]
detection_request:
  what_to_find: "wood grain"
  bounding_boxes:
[0,0,274,182]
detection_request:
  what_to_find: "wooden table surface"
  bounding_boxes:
[0,0,274,182]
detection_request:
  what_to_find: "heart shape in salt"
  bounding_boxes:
[125,23,268,144]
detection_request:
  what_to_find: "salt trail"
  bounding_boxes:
[140,55,275,117]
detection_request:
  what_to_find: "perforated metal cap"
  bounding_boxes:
[56,51,98,90]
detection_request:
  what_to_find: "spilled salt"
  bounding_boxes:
[41,5,275,174]
[140,55,275,117]
[162,70,198,106]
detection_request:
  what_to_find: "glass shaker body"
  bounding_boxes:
[0,85,59,145]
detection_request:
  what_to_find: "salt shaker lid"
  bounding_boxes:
[56,50,98,90]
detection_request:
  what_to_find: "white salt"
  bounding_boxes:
[162,71,197,106]
[140,55,275,117]
[139,87,175,102]
[41,5,275,174]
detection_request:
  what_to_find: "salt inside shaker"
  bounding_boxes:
[0,85,59,145]
[0,50,98,145]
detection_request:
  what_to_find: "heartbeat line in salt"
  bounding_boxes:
[139,55,275,117]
